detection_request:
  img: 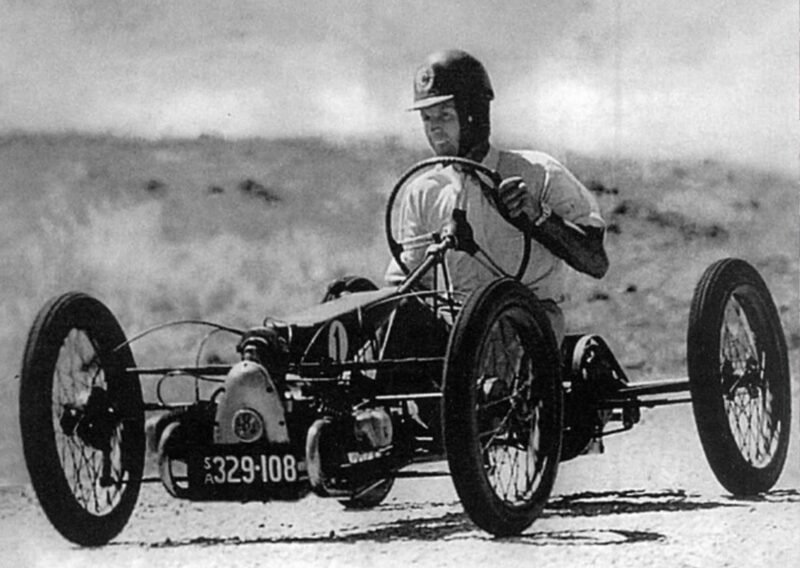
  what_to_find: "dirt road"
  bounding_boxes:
[2,405,798,568]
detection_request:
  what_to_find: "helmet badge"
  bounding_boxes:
[415,66,435,95]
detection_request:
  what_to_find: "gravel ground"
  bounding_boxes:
[2,404,798,568]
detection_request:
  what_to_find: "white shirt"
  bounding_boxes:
[385,145,605,303]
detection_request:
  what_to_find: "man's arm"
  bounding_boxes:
[498,176,609,279]
[526,208,609,279]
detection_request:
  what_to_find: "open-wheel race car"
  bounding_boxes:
[19,157,792,546]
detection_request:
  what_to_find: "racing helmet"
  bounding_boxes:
[410,49,494,157]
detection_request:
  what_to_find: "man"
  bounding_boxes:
[386,49,609,342]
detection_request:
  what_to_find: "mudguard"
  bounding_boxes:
[214,361,289,444]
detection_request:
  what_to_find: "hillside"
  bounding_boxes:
[1,133,797,485]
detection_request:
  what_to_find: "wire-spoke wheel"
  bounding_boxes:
[20,292,144,545]
[443,279,562,536]
[688,259,791,495]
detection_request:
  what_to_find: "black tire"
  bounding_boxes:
[321,275,379,303]
[443,279,563,536]
[157,420,192,499]
[339,478,395,509]
[19,292,144,545]
[688,258,791,495]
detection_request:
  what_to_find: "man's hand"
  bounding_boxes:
[498,176,540,222]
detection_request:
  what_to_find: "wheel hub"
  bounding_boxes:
[721,356,763,401]
[60,386,119,453]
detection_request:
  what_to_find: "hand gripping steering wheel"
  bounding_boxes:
[385,156,531,280]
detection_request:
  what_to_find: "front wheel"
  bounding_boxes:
[19,292,144,546]
[443,279,563,536]
[688,259,791,495]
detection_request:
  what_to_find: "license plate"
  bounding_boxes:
[187,445,305,500]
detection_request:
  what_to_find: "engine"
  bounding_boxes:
[305,405,394,497]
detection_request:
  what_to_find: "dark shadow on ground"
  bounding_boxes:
[722,489,800,504]
[114,488,798,549]
[545,488,735,517]
[133,514,665,548]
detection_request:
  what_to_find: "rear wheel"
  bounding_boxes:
[19,292,144,545]
[443,279,563,536]
[158,420,191,499]
[688,259,791,495]
[321,275,378,303]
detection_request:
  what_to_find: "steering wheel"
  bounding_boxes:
[385,156,531,280]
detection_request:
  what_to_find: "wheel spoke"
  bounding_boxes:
[475,310,550,506]
[19,294,146,545]
[718,290,783,468]
[51,328,127,516]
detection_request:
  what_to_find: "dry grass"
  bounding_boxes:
[1,133,797,484]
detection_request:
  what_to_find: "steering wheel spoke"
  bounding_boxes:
[386,157,531,281]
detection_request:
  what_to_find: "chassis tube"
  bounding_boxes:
[617,378,690,397]
[128,365,232,376]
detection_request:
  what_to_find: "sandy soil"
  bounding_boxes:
[2,404,798,568]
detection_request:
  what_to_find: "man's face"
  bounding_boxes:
[421,101,460,156]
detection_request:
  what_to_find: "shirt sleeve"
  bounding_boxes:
[383,173,445,285]
[541,159,605,229]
